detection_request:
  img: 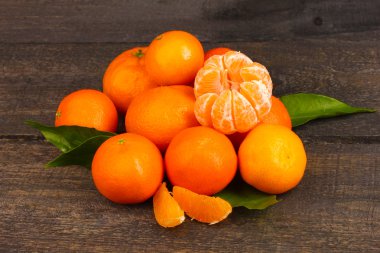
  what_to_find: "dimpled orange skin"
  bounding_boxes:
[238,124,307,194]
[165,126,238,196]
[204,47,232,61]
[55,89,118,132]
[145,30,204,86]
[103,47,157,113]
[92,133,164,204]
[125,85,200,151]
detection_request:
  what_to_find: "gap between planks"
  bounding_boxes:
[1,134,379,145]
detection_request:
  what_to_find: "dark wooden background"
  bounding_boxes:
[1,0,379,252]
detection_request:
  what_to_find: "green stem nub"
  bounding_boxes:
[132,49,144,58]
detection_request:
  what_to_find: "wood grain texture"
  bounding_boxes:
[1,0,379,252]
[0,0,379,43]
[1,39,378,138]
[0,139,379,252]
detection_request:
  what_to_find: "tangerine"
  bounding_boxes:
[55,89,118,132]
[165,126,237,195]
[194,51,273,134]
[125,85,199,151]
[103,47,157,113]
[238,124,307,194]
[92,133,164,204]
[145,30,204,86]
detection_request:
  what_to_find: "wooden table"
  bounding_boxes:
[1,1,379,252]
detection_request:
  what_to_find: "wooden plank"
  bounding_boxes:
[0,139,378,252]
[0,0,379,43]
[1,39,379,137]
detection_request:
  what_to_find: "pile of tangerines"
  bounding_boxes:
[54,30,307,227]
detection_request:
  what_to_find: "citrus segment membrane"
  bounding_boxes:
[211,90,235,134]
[231,89,258,133]
[194,93,218,127]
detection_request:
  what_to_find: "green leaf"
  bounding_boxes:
[280,93,375,127]
[46,135,111,169]
[216,180,279,210]
[25,120,115,153]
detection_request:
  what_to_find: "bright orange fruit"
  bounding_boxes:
[194,51,273,134]
[103,47,145,76]
[238,124,307,194]
[92,133,164,204]
[55,89,118,132]
[165,126,237,196]
[261,96,292,128]
[103,47,157,113]
[153,182,185,228]
[204,47,232,61]
[145,30,204,86]
[173,186,232,224]
[125,85,199,151]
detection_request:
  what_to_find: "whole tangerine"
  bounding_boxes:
[145,30,204,86]
[103,47,157,113]
[238,124,307,194]
[165,126,237,196]
[55,89,118,132]
[92,133,164,204]
[125,85,199,151]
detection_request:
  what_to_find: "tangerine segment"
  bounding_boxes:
[172,186,232,225]
[194,51,272,134]
[153,183,185,228]
[194,93,218,127]
[211,90,235,134]
[231,89,258,133]
[240,62,273,93]
[240,81,271,120]
[222,51,254,83]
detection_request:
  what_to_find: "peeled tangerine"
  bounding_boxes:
[194,51,273,134]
